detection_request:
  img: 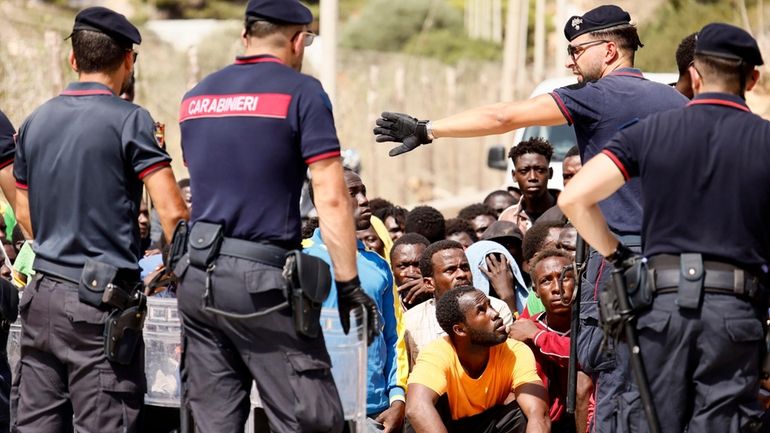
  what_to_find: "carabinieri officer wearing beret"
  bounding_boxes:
[374,4,686,432]
[560,23,770,433]
[177,0,380,432]
[12,7,188,432]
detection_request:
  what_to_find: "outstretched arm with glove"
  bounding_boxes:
[373,94,565,156]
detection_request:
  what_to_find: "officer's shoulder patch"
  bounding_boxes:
[618,117,640,130]
[320,91,333,112]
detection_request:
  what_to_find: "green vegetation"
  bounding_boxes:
[341,0,502,64]
[636,0,744,72]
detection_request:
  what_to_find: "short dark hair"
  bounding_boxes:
[369,198,394,215]
[483,190,514,206]
[419,240,464,278]
[177,178,190,189]
[530,248,573,280]
[405,206,446,243]
[590,24,643,60]
[523,220,565,263]
[445,218,478,242]
[436,285,477,336]
[244,19,284,39]
[676,33,698,75]
[508,137,554,165]
[72,30,127,74]
[457,203,497,222]
[374,205,407,226]
[565,145,580,159]
[392,232,430,250]
[694,54,756,93]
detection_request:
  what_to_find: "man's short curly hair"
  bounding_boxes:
[530,248,573,280]
[508,137,554,165]
[405,206,446,243]
[392,233,430,250]
[445,218,478,242]
[523,220,565,263]
[457,203,497,222]
[676,32,698,75]
[436,285,478,336]
[368,198,394,215]
[419,239,464,278]
[374,205,407,227]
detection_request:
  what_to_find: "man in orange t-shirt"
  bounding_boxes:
[406,286,550,433]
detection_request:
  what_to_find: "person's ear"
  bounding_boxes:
[746,68,760,92]
[605,40,618,63]
[423,277,435,291]
[69,50,78,73]
[453,322,467,337]
[548,167,553,180]
[241,28,249,48]
[689,65,702,94]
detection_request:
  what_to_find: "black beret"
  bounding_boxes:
[695,23,764,66]
[72,7,141,48]
[564,5,631,41]
[246,0,313,25]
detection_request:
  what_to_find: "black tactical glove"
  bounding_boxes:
[337,276,381,346]
[605,242,638,271]
[373,112,432,157]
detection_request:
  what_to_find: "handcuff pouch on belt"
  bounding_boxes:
[599,257,654,342]
[676,253,704,310]
[167,220,189,274]
[282,250,332,338]
[79,258,147,365]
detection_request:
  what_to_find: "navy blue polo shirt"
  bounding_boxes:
[604,93,770,273]
[551,68,688,234]
[14,82,171,279]
[180,55,341,247]
[0,110,15,169]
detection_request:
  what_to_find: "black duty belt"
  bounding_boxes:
[219,238,288,268]
[649,255,762,300]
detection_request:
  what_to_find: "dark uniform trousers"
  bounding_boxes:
[177,256,344,433]
[576,241,640,433]
[10,275,144,433]
[633,292,765,433]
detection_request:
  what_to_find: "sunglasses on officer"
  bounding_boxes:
[567,39,609,61]
[291,31,316,47]
[125,49,138,64]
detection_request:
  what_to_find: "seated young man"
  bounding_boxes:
[403,240,513,370]
[509,249,592,433]
[407,286,550,433]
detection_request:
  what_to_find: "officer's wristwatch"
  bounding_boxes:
[425,121,435,140]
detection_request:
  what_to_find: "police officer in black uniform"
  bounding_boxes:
[177,1,380,432]
[560,23,769,433]
[11,7,188,432]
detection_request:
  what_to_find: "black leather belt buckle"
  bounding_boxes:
[677,253,704,309]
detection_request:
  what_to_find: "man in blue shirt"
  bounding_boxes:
[305,168,405,433]
[373,5,687,432]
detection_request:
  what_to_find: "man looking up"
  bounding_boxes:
[306,168,406,433]
[407,286,550,433]
[13,7,188,432]
[403,240,513,368]
[510,249,591,433]
[374,6,688,431]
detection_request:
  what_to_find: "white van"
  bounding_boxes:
[487,73,679,190]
